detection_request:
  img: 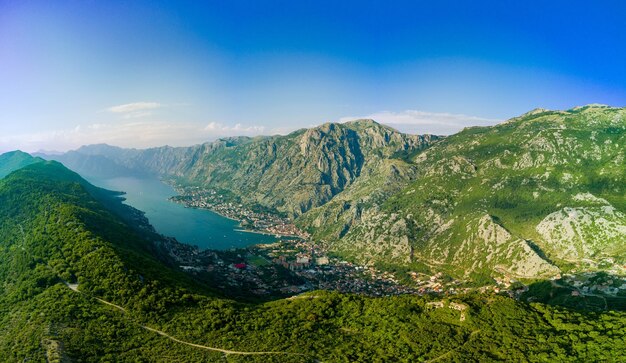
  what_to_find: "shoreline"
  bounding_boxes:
[169,196,241,222]
[234,228,276,236]
[234,228,303,239]
[164,182,308,240]
[171,198,302,239]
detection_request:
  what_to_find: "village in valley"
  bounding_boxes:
[158,234,445,299]
[168,184,309,239]
[159,184,626,307]
[157,184,480,298]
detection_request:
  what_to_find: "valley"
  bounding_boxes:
[5,2,626,360]
[69,107,625,308]
[35,107,626,300]
[1,105,625,361]
[62,107,624,275]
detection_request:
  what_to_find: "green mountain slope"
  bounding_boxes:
[44,121,439,217]
[0,150,43,178]
[41,106,625,280]
[0,161,214,360]
[3,149,626,361]
[312,105,625,279]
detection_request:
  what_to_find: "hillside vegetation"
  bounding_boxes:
[45,120,438,217]
[41,105,625,280]
[2,154,626,361]
[300,105,626,279]
[0,150,43,178]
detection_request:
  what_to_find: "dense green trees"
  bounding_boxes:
[1,160,626,362]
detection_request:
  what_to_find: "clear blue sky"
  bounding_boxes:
[2,0,626,151]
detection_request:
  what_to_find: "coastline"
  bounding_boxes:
[234,228,277,236]
[168,195,241,222]
[233,228,302,239]
[169,197,282,236]
[164,182,308,240]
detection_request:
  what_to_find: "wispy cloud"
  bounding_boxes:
[339,110,501,135]
[204,122,266,135]
[106,102,163,119]
[107,102,162,113]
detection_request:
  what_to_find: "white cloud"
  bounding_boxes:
[339,110,501,135]
[106,102,163,119]
[204,122,266,135]
[107,102,162,113]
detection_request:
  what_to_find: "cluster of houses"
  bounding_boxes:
[171,185,311,239]
[271,254,330,271]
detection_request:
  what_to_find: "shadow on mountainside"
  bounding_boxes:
[522,272,626,311]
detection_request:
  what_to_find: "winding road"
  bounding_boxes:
[63,282,305,357]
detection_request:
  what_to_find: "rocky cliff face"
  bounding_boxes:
[317,105,625,278]
[47,120,438,217]
[177,120,437,216]
[43,106,626,280]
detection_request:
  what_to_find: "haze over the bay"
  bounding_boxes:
[2,1,626,152]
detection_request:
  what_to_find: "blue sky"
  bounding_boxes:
[1,0,626,151]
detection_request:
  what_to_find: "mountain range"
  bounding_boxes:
[41,120,438,217]
[40,105,626,282]
[2,143,626,361]
[304,105,626,279]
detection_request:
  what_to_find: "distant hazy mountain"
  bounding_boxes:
[36,149,149,180]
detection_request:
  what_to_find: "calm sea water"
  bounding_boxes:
[89,176,277,250]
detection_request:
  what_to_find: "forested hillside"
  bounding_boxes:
[43,106,626,283]
[0,150,43,178]
[1,154,626,362]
